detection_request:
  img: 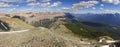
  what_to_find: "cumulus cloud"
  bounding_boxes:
[28,1,61,7]
[102,0,120,4]
[0,0,61,8]
[60,8,74,13]
[27,0,36,2]
[0,2,11,7]
[0,0,25,3]
[28,2,40,6]
[101,4,104,6]
[102,0,113,3]
[92,7,96,10]
[61,7,71,11]
[72,1,98,9]
[50,1,62,7]
[39,1,62,7]
[27,0,51,7]
[0,0,50,3]
[0,0,61,13]
[41,0,51,2]
[26,0,51,3]
[104,10,118,13]
[40,2,51,7]
[27,0,61,7]
[62,7,70,9]
[61,0,98,12]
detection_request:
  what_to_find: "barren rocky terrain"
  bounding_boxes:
[0,16,96,47]
[0,13,104,47]
[0,27,95,47]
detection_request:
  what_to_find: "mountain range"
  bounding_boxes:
[72,13,120,27]
[0,12,120,47]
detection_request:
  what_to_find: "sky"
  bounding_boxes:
[0,0,120,14]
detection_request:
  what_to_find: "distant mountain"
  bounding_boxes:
[63,13,120,39]
[11,12,65,24]
[72,13,120,27]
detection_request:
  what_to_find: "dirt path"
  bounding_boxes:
[0,29,29,34]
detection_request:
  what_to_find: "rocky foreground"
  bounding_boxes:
[0,27,95,47]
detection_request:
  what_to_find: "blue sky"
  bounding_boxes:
[0,0,120,14]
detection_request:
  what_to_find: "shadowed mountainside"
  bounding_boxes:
[64,13,120,39]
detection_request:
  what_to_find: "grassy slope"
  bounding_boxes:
[64,22,120,40]
[64,22,106,39]
[0,17,34,31]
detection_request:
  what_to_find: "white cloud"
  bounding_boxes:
[102,0,113,3]
[60,1,98,13]
[62,7,70,9]
[0,0,25,3]
[38,1,62,7]
[72,1,98,10]
[101,4,104,6]
[59,7,74,13]
[113,0,120,4]
[26,0,51,2]
[61,7,71,11]
[102,0,120,4]
[27,1,62,12]
[40,2,50,7]
[28,2,40,6]
[50,1,62,7]
[41,0,51,2]
[0,0,51,3]
[27,0,36,2]
[0,2,11,7]
[92,7,96,10]
[27,0,61,7]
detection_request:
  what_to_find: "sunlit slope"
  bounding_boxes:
[0,17,34,31]
[10,12,65,24]
[0,27,94,47]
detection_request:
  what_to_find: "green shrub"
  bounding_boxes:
[64,22,107,39]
